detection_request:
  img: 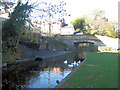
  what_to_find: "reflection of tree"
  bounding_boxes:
[2,61,46,89]
[2,68,40,89]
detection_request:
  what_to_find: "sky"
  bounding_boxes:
[65,0,119,23]
[1,0,119,23]
[45,0,119,23]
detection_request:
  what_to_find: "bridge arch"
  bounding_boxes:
[74,40,94,46]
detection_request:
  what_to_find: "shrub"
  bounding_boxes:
[83,30,91,34]
[72,17,85,30]
[32,38,38,44]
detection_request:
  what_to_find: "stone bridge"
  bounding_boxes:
[58,35,118,52]
[59,35,100,41]
[57,35,104,47]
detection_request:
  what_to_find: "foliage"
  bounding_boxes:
[118,32,120,39]
[90,30,98,35]
[20,28,32,40]
[2,1,33,51]
[83,30,90,34]
[0,0,15,14]
[72,18,85,30]
[32,38,38,44]
[84,9,118,38]
[2,46,22,63]
[90,20,118,38]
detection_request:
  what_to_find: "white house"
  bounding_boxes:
[52,22,61,34]
[30,18,76,35]
[60,24,75,35]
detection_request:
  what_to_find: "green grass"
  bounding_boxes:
[63,52,118,88]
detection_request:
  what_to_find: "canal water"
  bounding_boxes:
[2,44,98,89]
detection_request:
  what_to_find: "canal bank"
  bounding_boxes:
[2,50,73,68]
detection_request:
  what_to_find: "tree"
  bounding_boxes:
[33,1,70,34]
[0,0,16,14]
[86,9,118,38]
[72,18,85,30]
[2,0,33,51]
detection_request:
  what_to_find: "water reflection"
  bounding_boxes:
[2,51,87,89]
[25,67,71,88]
[74,51,86,62]
[75,42,98,52]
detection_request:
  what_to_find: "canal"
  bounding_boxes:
[2,43,98,89]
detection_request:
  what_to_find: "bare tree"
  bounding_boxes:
[32,1,70,35]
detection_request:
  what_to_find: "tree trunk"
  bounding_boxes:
[15,38,19,47]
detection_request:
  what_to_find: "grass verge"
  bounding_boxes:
[63,52,118,88]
